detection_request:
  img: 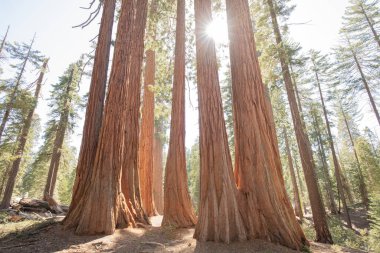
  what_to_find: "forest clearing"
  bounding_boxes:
[0,0,380,252]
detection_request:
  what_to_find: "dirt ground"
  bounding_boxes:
[0,215,368,253]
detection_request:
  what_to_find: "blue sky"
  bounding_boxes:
[0,0,378,151]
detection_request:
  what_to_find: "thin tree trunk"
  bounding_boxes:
[360,3,380,49]
[312,114,338,214]
[0,35,35,143]
[341,105,369,208]
[226,0,306,249]
[139,49,157,217]
[266,0,333,243]
[352,49,380,127]
[0,59,48,209]
[43,67,74,200]
[193,0,247,243]
[314,68,352,228]
[0,25,9,56]
[64,0,116,227]
[66,0,149,235]
[153,134,163,214]
[294,155,308,214]
[162,0,197,228]
[284,128,303,220]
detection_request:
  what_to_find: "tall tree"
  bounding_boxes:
[309,51,352,228]
[0,26,9,57]
[153,134,164,214]
[266,0,333,243]
[162,0,197,228]
[0,59,48,209]
[193,0,247,243]
[225,0,306,249]
[64,0,116,227]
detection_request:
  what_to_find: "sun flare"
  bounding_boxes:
[206,16,229,44]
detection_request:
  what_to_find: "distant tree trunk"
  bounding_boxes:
[313,69,352,228]
[294,156,308,214]
[0,35,35,144]
[226,0,306,249]
[0,25,9,56]
[341,105,369,208]
[193,0,247,243]
[139,49,157,217]
[284,128,303,220]
[64,0,116,227]
[162,0,197,228]
[65,0,149,235]
[266,0,333,243]
[121,0,150,225]
[153,134,163,214]
[43,67,74,200]
[312,114,338,214]
[349,45,380,127]
[360,3,380,49]
[0,59,48,209]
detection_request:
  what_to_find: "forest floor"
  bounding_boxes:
[0,208,371,253]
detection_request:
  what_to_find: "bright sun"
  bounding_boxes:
[206,16,229,44]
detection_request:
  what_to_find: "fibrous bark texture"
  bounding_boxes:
[193,0,247,243]
[139,49,157,217]
[225,0,306,249]
[0,59,48,209]
[64,0,116,227]
[63,0,149,235]
[153,134,163,214]
[266,0,333,243]
[162,0,197,228]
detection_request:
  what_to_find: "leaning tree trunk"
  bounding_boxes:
[284,128,303,220]
[314,69,352,228]
[225,0,306,249]
[341,105,369,208]
[153,134,163,214]
[193,0,247,243]
[63,0,149,235]
[0,35,35,144]
[162,0,197,228]
[0,25,9,56]
[360,3,380,49]
[0,59,48,209]
[64,0,116,227]
[266,0,333,243]
[43,67,74,200]
[312,115,338,214]
[138,49,157,217]
[294,156,308,214]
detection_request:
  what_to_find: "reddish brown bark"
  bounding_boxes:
[139,49,157,217]
[225,0,306,249]
[266,0,333,243]
[0,25,9,56]
[0,59,48,209]
[193,0,247,243]
[63,0,149,234]
[284,128,303,220]
[153,134,163,214]
[162,0,197,228]
[64,0,116,227]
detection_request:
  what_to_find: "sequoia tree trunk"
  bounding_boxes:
[266,0,333,243]
[314,68,352,228]
[0,25,9,56]
[225,0,306,249]
[153,134,163,214]
[284,128,303,220]
[162,0,197,228]
[138,49,157,217]
[0,59,48,209]
[43,67,74,200]
[63,0,149,235]
[360,3,380,49]
[0,35,35,144]
[64,0,116,226]
[193,0,247,243]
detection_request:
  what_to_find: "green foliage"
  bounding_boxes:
[186,141,200,213]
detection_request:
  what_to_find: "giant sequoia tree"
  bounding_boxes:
[64,0,116,227]
[266,0,333,243]
[225,0,306,248]
[64,0,149,234]
[162,0,197,228]
[193,0,247,243]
